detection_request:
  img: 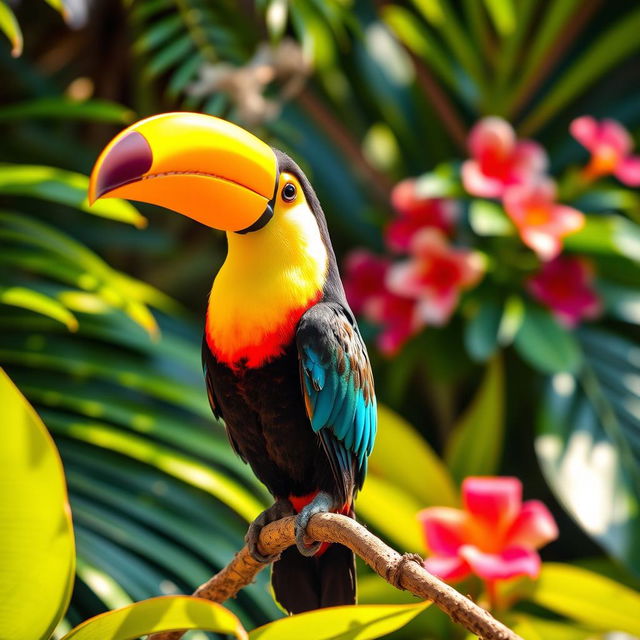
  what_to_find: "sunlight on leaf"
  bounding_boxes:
[249,602,429,640]
[60,596,247,640]
[357,474,425,551]
[0,286,78,331]
[0,368,75,640]
[0,165,146,228]
[529,563,640,635]
[0,0,22,56]
[368,404,457,507]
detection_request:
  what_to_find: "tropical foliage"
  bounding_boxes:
[2,0,640,638]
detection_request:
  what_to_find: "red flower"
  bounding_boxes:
[503,179,584,261]
[419,477,558,583]
[570,116,640,186]
[462,117,548,198]
[343,250,421,355]
[528,256,600,327]
[387,229,483,326]
[386,179,459,251]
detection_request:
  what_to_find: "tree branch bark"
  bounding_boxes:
[148,513,522,640]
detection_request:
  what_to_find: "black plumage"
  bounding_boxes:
[201,151,375,613]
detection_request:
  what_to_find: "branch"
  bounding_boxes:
[149,513,523,640]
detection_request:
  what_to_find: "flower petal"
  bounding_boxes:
[343,250,390,315]
[460,545,541,580]
[615,155,640,187]
[463,477,522,531]
[461,160,505,198]
[468,116,515,159]
[506,500,559,549]
[418,507,467,555]
[511,140,549,177]
[423,555,472,582]
[570,116,599,151]
[386,261,424,299]
[417,290,459,326]
[520,228,562,261]
[600,119,633,155]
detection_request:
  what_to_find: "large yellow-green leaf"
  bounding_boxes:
[357,474,424,551]
[60,596,247,640]
[529,563,640,635]
[0,368,75,640]
[509,614,595,640]
[445,355,504,484]
[249,602,429,640]
[368,404,457,507]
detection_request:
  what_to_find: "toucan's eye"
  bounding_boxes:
[281,182,297,202]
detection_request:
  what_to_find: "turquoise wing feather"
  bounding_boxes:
[297,303,376,499]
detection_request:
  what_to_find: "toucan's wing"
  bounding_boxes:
[296,302,376,501]
[201,337,245,461]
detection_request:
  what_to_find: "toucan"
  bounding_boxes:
[89,112,377,614]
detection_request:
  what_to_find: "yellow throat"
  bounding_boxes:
[205,172,328,367]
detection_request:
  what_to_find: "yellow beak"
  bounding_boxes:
[89,112,278,232]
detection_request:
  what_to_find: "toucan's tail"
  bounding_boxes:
[271,543,356,614]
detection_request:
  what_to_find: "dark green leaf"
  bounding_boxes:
[514,305,582,374]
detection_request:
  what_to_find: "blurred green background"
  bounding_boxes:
[1,0,640,638]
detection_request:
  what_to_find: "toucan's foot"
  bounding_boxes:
[295,491,335,557]
[245,498,294,563]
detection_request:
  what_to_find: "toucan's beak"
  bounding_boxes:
[89,112,278,232]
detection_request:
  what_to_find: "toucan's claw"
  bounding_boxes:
[245,498,294,564]
[294,491,334,557]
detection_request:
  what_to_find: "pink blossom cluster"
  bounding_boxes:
[343,115,631,349]
[344,191,483,354]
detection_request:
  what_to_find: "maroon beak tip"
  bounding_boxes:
[95,131,153,199]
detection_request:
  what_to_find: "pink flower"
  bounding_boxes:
[387,229,483,326]
[462,117,548,198]
[528,256,600,327]
[386,179,459,251]
[570,116,640,186]
[343,250,422,355]
[503,179,584,261]
[419,477,558,583]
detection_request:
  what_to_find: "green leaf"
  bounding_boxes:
[564,213,640,263]
[468,200,515,236]
[356,474,425,551]
[465,298,502,361]
[0,368,75,640]
[482,0,515,36]
[60,596,247,640]
[46,414,265,522]
[368,404,457,507]
[249,602,429,640]
[0,166,146,228]
[0,98,134,123]
[598,280,640,325]
[520,7,640,135]
[510,613,594,640]
[382,6,456,90]
[445,355,504,483]
[536,328,640,573]
[514,305,581,374]
[0,0,22,57]
[528,563,640,635]
[0,285,78,331]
